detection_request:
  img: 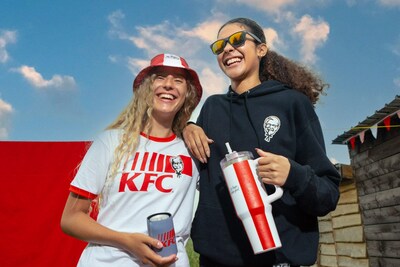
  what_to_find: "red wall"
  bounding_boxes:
[0,141,91,266]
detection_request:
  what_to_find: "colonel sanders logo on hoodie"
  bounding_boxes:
[263,116,280,142]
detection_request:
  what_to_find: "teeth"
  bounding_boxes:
[226,57,241,65]
[159,93,175,100]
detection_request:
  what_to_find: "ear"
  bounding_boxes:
[257,43,268,58]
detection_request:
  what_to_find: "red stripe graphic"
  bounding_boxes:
[130,152,140,170]
[129,152,193,176]
[157,154,165,172]
[233,161,275,249]
[140,152,149,171]
[149,153,157,171]
[165,155,173,172]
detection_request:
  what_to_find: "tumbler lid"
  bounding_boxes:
[220,142,254,168]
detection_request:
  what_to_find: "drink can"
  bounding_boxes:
[147,212,178,257]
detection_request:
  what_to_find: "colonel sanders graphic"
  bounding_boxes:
[171,156,184,178]
[263,116,281,142]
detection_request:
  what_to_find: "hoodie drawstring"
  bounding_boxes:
[228,90,234,145]
[227,88,262,149]
[244,92,261,148]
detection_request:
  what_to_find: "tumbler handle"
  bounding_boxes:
[254,157,283,203]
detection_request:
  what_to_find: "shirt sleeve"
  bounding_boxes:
[70,130,118,198]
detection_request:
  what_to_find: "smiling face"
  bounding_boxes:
[216,23,267,93]
[151,66,189,122]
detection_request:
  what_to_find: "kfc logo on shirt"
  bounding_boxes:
[118,152,192,193]
[171,156,184,178]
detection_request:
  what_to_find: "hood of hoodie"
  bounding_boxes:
[227,79,289,98]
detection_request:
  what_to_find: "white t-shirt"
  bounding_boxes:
[70,129,199,267]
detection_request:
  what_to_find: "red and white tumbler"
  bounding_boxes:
[220,143,283,254]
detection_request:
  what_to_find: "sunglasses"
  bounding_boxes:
[210,31,262,55]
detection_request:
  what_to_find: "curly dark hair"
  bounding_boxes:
[219,17,329,105]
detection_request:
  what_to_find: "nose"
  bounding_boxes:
[163,75,174,89]
[223,41,235,53]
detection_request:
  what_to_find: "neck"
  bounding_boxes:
[147,117,174,138]
[231,76,261,94]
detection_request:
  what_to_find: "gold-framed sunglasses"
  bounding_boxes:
[210,31,262,55]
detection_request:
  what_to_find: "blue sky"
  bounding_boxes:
[1,0,400,164]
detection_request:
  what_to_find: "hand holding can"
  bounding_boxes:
[147,212,178,257]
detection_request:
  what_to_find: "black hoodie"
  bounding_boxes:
[191,80,341,266]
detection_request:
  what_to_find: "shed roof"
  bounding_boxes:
[332,95,400,145]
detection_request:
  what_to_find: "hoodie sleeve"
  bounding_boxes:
[283,101,341,217]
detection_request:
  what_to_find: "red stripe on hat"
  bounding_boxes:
[151,54,165,66]
[233,161,275,250]
[179,57,188,68]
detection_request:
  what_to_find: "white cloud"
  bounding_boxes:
[108,9,125,29]
[200,67,229,96]
[378,0,400,7]
[107,10,128,40]
[108,10,229,98]
[394,78,400,87]
[0,30,17,63]
[220,0,296,14]
[345,0,357,6]
[13,65,76,90]
[394,77,400,88]
[392,36,400,56]
[264,27,285,51]
[182,19,224,43]
[108,55,118,63]
[108,10,225,57]
[292,15,330,64]
[127,57,149,76]
[132,23,179,54]
[0,98,13,139]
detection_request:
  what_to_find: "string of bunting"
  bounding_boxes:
[345,110,400,149]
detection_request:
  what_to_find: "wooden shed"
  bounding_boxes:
[327,95,400,267]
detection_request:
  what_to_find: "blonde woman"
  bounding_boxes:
[61,54,202,267]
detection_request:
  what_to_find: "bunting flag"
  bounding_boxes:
[359,131,365,143]
[349,137,356,150]
[343,110,400,149]
[383,116,391,131]
[370,125,378,139]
